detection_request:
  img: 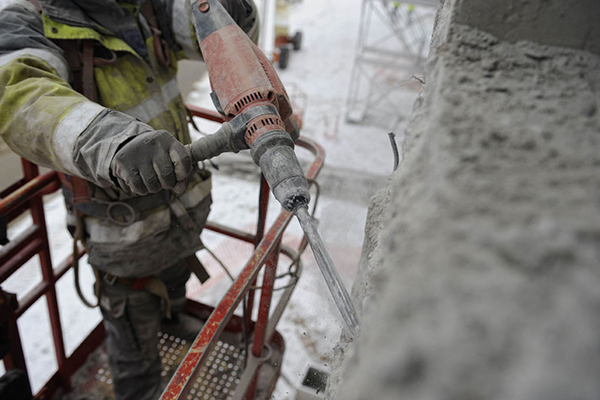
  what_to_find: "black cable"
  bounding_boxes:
[388,132,400,171]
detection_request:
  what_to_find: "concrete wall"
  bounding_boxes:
[328,0,600,398]
[454,0,600,55]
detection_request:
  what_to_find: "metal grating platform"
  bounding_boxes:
[52,298,286,400]
[92,332,193,394]
[184,340,246,400]
[94,334,246,400]
[52,332,250,400]
[159,334,189,380]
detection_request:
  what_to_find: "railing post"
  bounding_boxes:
[245,176,271,331]
[21,160,70,392]
[245,240,279,400]
[251,244,279,357]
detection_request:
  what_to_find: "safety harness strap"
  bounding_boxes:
[63,187,171,225]
[140,0,171,67]
[98,271,172,319]
[185,254,210,284]
[27,0,96,204]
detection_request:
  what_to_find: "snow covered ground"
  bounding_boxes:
[0,0,433,398]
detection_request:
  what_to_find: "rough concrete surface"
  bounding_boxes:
[329,0,600,398]
[453,0,600,55]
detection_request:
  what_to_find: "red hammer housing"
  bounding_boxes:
[186,0,310,212]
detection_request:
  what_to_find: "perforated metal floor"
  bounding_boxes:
[91,332,246,400]
[55,331,246,400]
[183,340,245,400]
[54,323,282,400]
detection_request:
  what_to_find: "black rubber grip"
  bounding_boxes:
[186,124,234,162]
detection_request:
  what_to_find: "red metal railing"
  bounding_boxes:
[163,106,325,400]
[0,106,325,400]
[0,160,93,399]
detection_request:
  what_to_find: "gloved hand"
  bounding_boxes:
[110,130,192,196]
[218,0,252,27]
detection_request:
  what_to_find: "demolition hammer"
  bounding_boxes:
[185,0,360,337]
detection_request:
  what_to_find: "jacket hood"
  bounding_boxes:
[38,0,145,33]
[38,0,149,56]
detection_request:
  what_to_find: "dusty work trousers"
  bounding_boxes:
[99,261,191,400]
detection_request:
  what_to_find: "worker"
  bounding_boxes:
[0,0,258,399]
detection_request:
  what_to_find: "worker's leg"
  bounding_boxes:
[158,259,204,341]
[100,281,162,400]
[158,259,190,314]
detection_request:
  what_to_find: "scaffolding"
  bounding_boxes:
[346,0,438,129]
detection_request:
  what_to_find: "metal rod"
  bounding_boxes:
[205,221,256,243]
[246,175,271,333]
[0,234,43,282]
[294,206,360,338]
[252,242,278,357]
[0,171,58,217]
[186,104,225,123]
[14,247,85,318]
[232,244,302,399]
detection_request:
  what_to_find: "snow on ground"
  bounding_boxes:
[1,0,432,397]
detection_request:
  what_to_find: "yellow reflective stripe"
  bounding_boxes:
[53,102,105,172]
[122,77,180,123]
[42,15,138,56]
[172,0,202,60]
[0,48,71,81]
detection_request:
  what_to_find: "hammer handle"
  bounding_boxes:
[186,123,234,163]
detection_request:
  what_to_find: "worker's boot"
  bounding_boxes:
[161,312,205,342]
[160,297,204,342]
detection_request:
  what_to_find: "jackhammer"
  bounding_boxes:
[185,0,360,337]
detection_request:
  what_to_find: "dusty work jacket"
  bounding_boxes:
[0,0,258,277]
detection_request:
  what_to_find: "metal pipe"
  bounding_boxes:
[252,241,279,358]
[0,171,58,217]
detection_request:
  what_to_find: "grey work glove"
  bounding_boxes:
[110,130,192,196]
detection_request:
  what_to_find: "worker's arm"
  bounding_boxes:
[168,0,259,61]
[0,1,191,194]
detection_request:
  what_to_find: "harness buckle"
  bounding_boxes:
[105,201,137,226]
[103,273,118,286]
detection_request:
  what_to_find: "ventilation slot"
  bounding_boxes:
[234,92,264,113]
